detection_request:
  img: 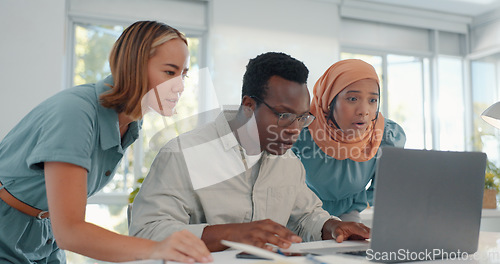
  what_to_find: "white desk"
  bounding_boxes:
[166,232,500,264]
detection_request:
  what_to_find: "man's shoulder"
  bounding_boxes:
[382,118,406,147]
[159,120,220,153]
[266,149,304,169]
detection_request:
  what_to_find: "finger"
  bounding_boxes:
[258,220,301,244]
[165,231,211,262]
[173,233,212,262]
[250,226,296,249]
[246,233,291,251]
[176,243,212,263]
[164,249,195,264]
[260,233,293,249]
[264,244,274,251]
[229,227,271,250]
[339,224,369,241]
[181,231,212,257]
[336,234,345,243]
[289,234,303,243]
[354,224,370,239]
[249,239,267,249]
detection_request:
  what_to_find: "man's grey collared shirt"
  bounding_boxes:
[130,110,333,242]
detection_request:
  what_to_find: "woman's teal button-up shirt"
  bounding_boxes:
[0,76,140,211]
[293,119,405,217]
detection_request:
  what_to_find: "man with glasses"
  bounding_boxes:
[130,52,370,252]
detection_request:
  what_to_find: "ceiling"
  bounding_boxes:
[363,0,500,17]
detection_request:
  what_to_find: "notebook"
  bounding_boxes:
[303,148,487,262]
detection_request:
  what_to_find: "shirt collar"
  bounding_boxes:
[214,109,240,151]
[95,75,141,152]
[214,108,273,158]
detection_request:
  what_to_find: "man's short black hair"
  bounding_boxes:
[242,52,309,102]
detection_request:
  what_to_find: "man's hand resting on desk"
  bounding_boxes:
[321,219,371,242]
[201,219,302,252]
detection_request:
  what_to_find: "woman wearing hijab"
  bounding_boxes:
[293,59,406,222]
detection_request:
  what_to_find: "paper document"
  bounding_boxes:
[286,239,369,252]
[221,240,288,261]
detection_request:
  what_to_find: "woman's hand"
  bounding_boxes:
[45,162,210,263]
[151,230,213,263]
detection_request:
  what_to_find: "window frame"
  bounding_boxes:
[340,47,467,151]
[340,48,431,148]
[469,51,500,163]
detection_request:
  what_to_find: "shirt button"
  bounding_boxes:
[46,238,53,244]
[105,171,111,176]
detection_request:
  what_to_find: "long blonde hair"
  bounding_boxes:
[100,21,187,120]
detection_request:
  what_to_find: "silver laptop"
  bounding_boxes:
[305,148,486,262]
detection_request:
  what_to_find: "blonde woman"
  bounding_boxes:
[0,21,212,263]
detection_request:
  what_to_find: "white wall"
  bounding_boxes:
[470,10,500,56]
[0,0,66,140]
[209,0,341,106]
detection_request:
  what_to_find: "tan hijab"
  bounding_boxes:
[308,59,385,162]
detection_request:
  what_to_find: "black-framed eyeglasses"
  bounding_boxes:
[250,96,316,128]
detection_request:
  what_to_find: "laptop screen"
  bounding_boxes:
[369,148,486,262]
